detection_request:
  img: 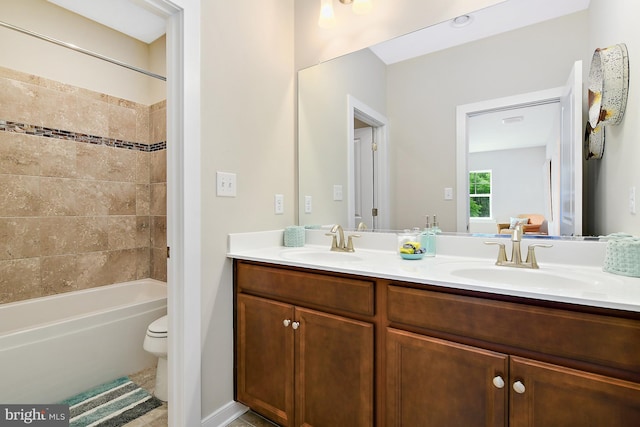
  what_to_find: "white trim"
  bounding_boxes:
[201,401,249,427]
[456,87,564,233]
[347,95,390,230]
[160,0,202,426]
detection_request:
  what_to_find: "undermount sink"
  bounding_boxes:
[445,264,618,291]
[279,248,364,264]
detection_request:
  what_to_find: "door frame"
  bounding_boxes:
[347,95,390,230]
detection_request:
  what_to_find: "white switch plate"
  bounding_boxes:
[630,186,636,214]
[333,185,343,201]
[444,187,453,200]
[304,195,312,213]
[274,194,284,214]
[216,171,236,197]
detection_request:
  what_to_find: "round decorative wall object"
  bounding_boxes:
[584,122,605,160]
[588,43,629,127]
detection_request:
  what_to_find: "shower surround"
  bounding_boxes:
[0,66,167,304]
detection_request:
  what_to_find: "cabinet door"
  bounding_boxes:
[386,328,508,427]
[295,307,374,427]
[237,294,295,427]
[510,356,640,427]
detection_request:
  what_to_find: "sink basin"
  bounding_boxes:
[445,264,619,291]
[279,249,364,264]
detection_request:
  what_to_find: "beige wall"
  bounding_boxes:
[0,67,166,303]
[199,0,295,415]
[587,0,640,236]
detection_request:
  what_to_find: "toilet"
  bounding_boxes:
[143,315,168,401]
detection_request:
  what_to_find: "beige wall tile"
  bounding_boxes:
[0,133,40,176]
[108,249,138,283]
[136,184,150,215]
[77,143,110,180]
[151,216,167,248]
[40,177,78,216]
[136,104,150,145]
[136,247,151,279]
[76,217,110,252]
[108,146,137,182]
[150,103,166,143]
[0,174,41,217]
[0,258,40,303]
[76,251,110,289]
[40,137,77,178]
[0,78,38,124]
[136,151,150,184]
[108,216,137,250]
[38,85,75,131]
[136,216,150,247]
[150,150,166,183]
[150,183,166,216]
[75,95,109,137]
[150,247,167,282]
[109,104,137,142]
[40,217,80,256]
[107,181,137,215]
[75,180,111,216]
[0,218,40,260]
[41,255,77,293]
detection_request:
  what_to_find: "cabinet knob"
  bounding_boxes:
[292,321,300,330]
[283,319,291,327]
[513,380,526,394]
[492,376,505,389]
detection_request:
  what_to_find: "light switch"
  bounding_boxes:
[216,171,236,197]
[304,196,312,213]
[274,194,284,214]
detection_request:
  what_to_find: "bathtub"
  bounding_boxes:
[0,278,167,404]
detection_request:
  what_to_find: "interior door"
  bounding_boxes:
[354,126,376,229]
[559,60,583,236]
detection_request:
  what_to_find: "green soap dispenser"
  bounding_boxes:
[420,215,436,257]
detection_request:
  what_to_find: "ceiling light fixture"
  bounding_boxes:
[319,0,373,28]
[451,14,473,28]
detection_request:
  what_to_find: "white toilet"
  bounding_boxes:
[143,315,168,401]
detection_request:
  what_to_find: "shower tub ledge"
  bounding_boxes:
[0,278,167,404]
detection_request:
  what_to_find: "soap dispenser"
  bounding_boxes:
[420,215,436,257]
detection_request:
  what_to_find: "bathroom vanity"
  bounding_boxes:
[230,231,640,426]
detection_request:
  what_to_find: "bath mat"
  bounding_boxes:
[60,376,162,427]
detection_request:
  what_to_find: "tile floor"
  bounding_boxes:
[127,367,278,427]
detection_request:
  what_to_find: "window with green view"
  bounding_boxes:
[469,170,492,218]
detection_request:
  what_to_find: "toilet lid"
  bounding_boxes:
[147,315,168,338]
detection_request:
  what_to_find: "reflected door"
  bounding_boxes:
[354,127,377,229]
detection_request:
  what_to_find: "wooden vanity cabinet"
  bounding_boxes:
[386,284,640,427]
[235,261,375,427]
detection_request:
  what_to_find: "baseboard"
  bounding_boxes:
[201,400,249,427]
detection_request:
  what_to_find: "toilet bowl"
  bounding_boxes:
[143,315,168,401]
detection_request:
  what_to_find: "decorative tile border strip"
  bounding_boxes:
[0,120,166,152]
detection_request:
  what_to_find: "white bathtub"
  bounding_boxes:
[0,278,167,404]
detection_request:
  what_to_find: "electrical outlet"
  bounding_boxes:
[274,194,284,214]
[304,195,312,213]
[216,171,236,197]
[333,185,343,201]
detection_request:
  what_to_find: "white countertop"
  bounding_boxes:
[227,229,640,313]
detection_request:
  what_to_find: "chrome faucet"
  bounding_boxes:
[485,224,552,269]
[326,224,360,252]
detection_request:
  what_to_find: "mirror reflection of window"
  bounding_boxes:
[469,170,492,218]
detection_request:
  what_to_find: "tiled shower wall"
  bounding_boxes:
[0,66,166,304]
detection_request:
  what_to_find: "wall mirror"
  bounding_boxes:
[298,0,592,236]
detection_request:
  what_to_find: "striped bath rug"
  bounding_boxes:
[61,377,163,427]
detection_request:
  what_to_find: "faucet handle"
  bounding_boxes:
[346,234,361,252]
[485,241,508,264]
[525,243,552,269]
[512,224,523,241]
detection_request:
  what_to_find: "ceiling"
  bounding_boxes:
[47,0,166,44]
[370,0,590,64]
